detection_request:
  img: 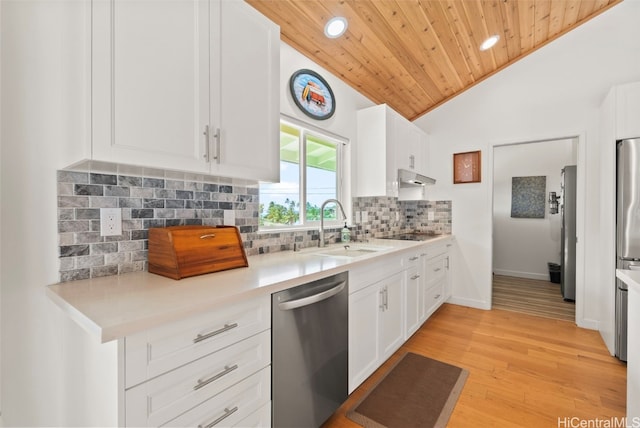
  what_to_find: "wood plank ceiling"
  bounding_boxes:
[247,0,622,121]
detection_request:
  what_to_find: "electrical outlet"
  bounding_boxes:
[100,208,122,236]
[224,210,236,225]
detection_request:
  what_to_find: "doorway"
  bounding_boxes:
[492,138,578,321]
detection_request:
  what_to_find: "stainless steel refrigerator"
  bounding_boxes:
[616,138,640,362]
[561,165,577,301]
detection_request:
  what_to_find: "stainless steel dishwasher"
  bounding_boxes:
[272,272,348,428]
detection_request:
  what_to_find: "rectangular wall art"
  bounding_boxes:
[511,176,546,219]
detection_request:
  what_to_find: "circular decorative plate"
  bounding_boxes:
[289,69,336,120]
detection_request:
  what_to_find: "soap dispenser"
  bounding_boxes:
[341,222,351,243]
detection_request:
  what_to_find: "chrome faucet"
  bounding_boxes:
[319,198,347,247]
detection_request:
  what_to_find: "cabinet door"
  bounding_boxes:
[213,0,280,182]
[348,283,381,393]
[379,272,404,361]
[92,0,210,173]
[404,266,422,339]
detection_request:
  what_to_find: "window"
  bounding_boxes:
[259,120,345,229]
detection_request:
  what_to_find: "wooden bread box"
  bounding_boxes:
[148,225,248,280]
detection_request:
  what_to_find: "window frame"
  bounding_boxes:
[259,117,348,232]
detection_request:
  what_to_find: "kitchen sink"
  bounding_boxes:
[313,244,393,259]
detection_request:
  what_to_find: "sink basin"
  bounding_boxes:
[314,245,392,259]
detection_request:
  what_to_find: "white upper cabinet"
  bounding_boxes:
[91,0,280,181]
[356,104,428,197]
[395,113,426,173]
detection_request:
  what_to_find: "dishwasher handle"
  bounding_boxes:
[277,281,346,311]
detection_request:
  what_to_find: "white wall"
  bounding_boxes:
[414,0,640,330]
[493,139,576,280]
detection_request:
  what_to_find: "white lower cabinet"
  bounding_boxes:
[349,240,453,393]
[123,295,271,427]
[161,369,271,428]
[421,252,447,322]
[349,270,404,393]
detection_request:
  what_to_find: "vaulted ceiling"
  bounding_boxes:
[247,0,622,121]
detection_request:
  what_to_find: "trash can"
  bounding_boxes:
[548,262,561,284]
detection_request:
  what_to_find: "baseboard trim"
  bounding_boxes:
[447,296,491,310]
[493,269,549,281]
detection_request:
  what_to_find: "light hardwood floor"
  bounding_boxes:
[492,275,575,322]
[324,304,626,428]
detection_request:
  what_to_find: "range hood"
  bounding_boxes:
[398,169,436,187]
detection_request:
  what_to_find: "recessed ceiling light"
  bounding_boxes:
[480,35,500,51]
[325,17,348,38]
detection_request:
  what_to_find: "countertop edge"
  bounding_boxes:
[616,269,640,291]
[47,235,453,343]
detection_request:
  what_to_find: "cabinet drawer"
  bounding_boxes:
[349,253,403,294]
[126,330,270,427]
[424,257,446,287]
[401,252,421,268]
[163,368,271,428]
[125,295,270,388]
[424,282,444,318]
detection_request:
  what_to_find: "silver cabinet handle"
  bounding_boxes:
[434,268,442,272]
[409,154,415,169]
[278,281,345,311]
[203,125,210,161]
[445,256,450,269]
[193,323,238,343]
[379,288,385,311]
[200,234,216,239]
[409,256,419,261]
[198,406,238,428]
[420,253,427,257]
[410,274,420,280]
[194,364,238,391]
[213,127,221,164]
[435,294,441,299]
[384,286,389,310]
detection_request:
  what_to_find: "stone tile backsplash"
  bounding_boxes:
[57,170,452,282]
[352,197,452,240]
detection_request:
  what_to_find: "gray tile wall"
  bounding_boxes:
[351,197,452,240]
[57,170,451,282]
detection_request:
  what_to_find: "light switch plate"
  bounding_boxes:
[100,208,122,236]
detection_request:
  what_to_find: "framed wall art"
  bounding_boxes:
[511,176,547,218]
[453,150,481,184]
[289,69,336,120]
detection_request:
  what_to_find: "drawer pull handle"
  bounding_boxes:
[194,322,238,343]
[198,406,238,428]
[194,364,239,391]
[411,274,420,280]
[434,268,441,272]
[420,253,427,257]
[200,233,216,239]
[409,256,419,261]
[435,294,441,299]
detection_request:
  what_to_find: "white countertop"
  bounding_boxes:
[617,268,640,291]
[47,236,451,343]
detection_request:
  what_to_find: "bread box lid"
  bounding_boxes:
[148,225,248,280]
